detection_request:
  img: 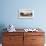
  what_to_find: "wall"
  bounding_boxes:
[0,0,46,43]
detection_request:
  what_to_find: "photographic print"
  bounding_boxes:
[18,8,34,19]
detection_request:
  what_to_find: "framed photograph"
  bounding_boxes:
[17,8,34,19]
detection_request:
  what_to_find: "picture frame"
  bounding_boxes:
[17,8,34,19]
